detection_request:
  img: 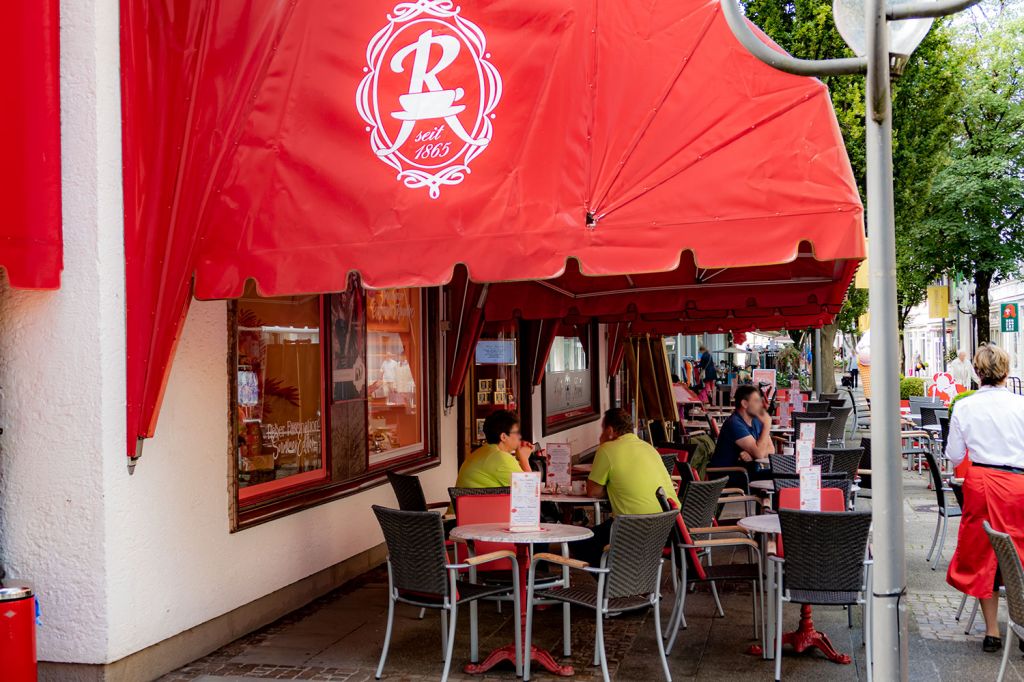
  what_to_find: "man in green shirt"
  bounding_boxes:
[573,408,680,564]
[454,410,534,488]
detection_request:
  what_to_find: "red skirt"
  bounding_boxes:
[947,466,1024,599]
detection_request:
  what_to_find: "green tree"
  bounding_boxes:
[744,0,965,379]
[919,15,1024,344]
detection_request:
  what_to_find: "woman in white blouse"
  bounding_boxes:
[946,344,1024,653]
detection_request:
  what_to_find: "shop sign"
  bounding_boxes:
[1002,303,1019,333]
[357,1,503,198]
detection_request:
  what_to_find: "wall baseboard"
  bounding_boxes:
[39,544,386,682]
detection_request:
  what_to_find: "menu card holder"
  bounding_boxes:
[798,422,816,443]
[799,465,822,511]
[509,472,542,532]
[545,443,572,492]
[795,440,813,470]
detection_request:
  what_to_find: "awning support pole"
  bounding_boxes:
[814,328,823,395]
[864,1,909,676]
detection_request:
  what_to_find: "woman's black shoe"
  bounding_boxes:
[983,635,1002,652]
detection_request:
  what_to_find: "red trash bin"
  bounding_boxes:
[0,586,37,681]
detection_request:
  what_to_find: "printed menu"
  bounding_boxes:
[509,472,542,532]
[796,440,813,471]
[799,465,822,511]
[798,422,816,443]
[545,442,572,492]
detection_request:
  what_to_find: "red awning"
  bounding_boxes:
[1,1,62,289]
[120,0,863,454]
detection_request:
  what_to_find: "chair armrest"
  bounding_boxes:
[722,487,746,495]
[691,525,749,535]
[427,501,450,510]
[721,494,760,504]
[857,468,871,476]
[533,552,589,570]
[707,467,747,474]
[448,549,518,570]
[693,537,759,550]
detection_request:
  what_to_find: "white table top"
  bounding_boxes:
[450,522,594,544]
[571,463,593,473]
[771,427,794,434]
[738,514,781,535]
[541,493,600,504]
[749,480,775,491]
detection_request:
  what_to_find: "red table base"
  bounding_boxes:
[464,644,574,676]
[744,605,851,664]
[464,543,575,677]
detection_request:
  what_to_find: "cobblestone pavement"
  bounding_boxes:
[163,424,1024,680]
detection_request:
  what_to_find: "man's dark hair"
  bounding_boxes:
[734,385,758,410]
[602,408,633,437]
[483,410,520,444]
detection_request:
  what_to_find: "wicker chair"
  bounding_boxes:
[657,484,762,655]
[984,521,1024,682]
[372,506,520,682]
[814,447,863,481]
[523,510,679,682]
[826,406,853,445]
[923,449,960,569]
[858,437,873,494]
[818,392,842,402]
[660,452,679,478]
[675,477,729,622]
[387,471,449,511]
[773,509,873,681]
[791,414,832,448]
[769,453,834,474]
[803,400,831,414]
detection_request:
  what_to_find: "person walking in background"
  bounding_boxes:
[945,344,1024,653]
[949,349,979,390]
[913,352,926,377]
[848,353,859,388]
[698,344,717,402]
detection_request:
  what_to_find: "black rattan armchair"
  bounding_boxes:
[523,510,679,682]
[773,509,873,681]
[372,506,520,682]
[984,521,1024,682]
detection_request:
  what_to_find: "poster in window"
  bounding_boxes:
[331,274,366,403]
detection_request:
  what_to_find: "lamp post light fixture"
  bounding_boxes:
[720,0,981,680]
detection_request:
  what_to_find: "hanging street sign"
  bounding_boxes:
[1001,303,1019,333]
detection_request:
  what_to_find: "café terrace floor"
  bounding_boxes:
[163,469,1024,682]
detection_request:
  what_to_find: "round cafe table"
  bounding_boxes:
[449,522,593,676]
[737,513,852,665]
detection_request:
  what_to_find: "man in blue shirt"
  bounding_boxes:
[710,386,775,481]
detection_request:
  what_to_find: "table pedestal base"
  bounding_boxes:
[744,605,850,664]
[785,605,851,663]
[464,645,574,676]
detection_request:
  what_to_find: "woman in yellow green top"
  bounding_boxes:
[454,410,535,488]
[572,408,680,565]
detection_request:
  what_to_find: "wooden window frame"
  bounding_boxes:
[228,290,440,530]
[540,323,601,436]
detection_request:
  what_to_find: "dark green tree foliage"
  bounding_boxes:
[743,0,964,350]
[918,16,1024,344]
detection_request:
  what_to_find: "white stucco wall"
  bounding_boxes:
[102,299,460,662]
[0,0,125,664]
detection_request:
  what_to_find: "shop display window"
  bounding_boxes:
[542,324,600,434]
[236,289,327,501]
[231,280,437,527]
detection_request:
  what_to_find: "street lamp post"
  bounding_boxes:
[720,1,981,679]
